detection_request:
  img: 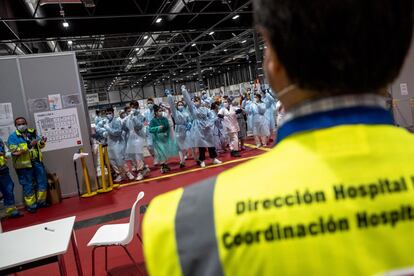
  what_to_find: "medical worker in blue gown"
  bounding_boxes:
[99,107,126,182]
[181,85,222,168]
[245,93,270,148]
[262,89,277,141]
[166,90,194,168]
[143,98,157,166]
[124,101,150,181]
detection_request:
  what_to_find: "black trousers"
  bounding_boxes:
[198,147,217,161]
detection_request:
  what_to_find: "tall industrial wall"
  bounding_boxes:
[0,53,96,204]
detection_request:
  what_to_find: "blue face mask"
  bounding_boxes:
[148,104,154,110]
[177,106,184,112]
[106,114,113,120]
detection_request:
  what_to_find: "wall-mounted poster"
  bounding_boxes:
[48,94,63,110]
[28,98,49,112]
[34,107,83,152]
[0,102,15,142]
[62,94,81,108]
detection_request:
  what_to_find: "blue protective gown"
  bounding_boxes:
[143,109,155,148]
[98,117,125,167]
[167,95,192,151]
[242,99,254,132]
[246,101,270,137]
[263,92,277,134]
[182,88,216,148]
[124,110,146,159]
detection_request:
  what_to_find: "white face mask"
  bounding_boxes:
[148,104,154,110]
[17,124,27,132]
[107,114,113,120]
[223,103,229,108]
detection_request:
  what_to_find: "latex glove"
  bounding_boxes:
[165,89,172,96]
[181,85,187,92]
[186,122,192,131]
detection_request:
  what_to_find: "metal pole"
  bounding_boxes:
[253,30,264,84]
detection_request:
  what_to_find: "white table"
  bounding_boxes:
[0,216,83,276]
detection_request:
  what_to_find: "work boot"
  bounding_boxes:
[37,201,50,208]
[179,162,186,169]
[26,205,37,214]
[6,207,22,218]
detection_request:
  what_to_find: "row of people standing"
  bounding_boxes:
[93,86,282,183]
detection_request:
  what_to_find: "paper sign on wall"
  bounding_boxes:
[62,94,81,108]
[48,94,63,110]
[400,83,409,96]
[86,93,99,106]
[28,98,49,112]
[34,107,83,152]
[0,103,15,142]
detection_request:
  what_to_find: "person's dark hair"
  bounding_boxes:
[130,100,139,109]
[193,96,201,102]
[153,104,161,113]
[147,98,154,103]
[176,100,184,107]
[106,107,114,113]
[14,117,27,126]
[254,0,414,94]
[255,93,262,101]
[124,106,131,112]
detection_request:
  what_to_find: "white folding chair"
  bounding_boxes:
[87,191,145,276]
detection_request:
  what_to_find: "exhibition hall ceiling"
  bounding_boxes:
[0,0,260,93]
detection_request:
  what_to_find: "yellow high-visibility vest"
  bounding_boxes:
[143,124,414,276]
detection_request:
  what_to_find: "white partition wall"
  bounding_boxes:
[0,53,96,204]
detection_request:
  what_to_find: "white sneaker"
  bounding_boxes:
[200,161,206,168]
[213,158,222,165]
[126,172,135,180]
[135,173,144,181]
[113,175,123,183]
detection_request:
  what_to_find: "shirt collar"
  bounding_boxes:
[276,94,394,144]
[282,94,387,126]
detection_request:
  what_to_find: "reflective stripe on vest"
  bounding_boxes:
[0,156,6,167]
[175,177,223,276]
[12,142,32,169]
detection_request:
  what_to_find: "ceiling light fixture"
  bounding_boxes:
[232,14,240,20]
[144,35,149,40]
[67,40,73,45]
[62,21,69,28]
[209,31,215,36]
[191,43,196,47]
[241,40,247,44]
[156,18,162,23]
